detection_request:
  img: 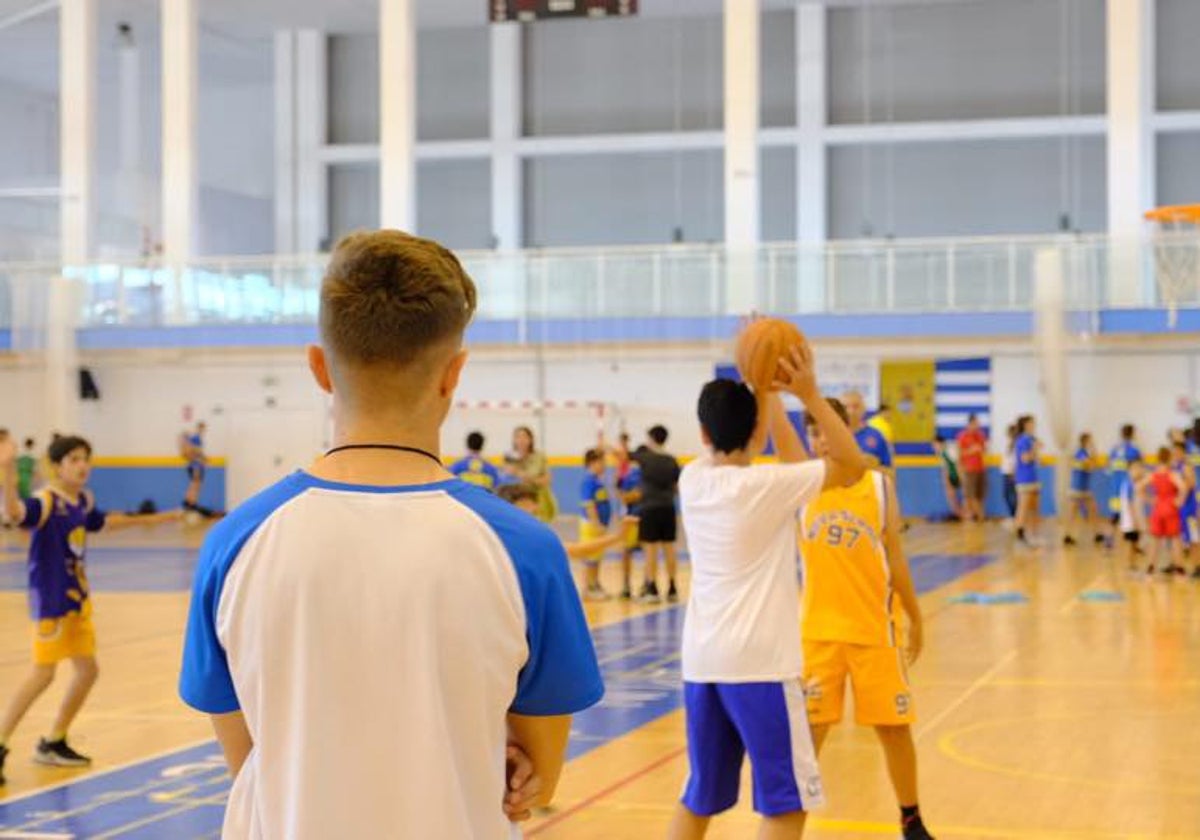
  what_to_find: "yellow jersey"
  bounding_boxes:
[800,471,901,647]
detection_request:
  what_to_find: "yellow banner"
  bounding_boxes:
[879,360,936,444]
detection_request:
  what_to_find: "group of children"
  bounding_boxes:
[1065,421,1200,577]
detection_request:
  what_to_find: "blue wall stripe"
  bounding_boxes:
[934,384,992,394]
[934,357,991,372]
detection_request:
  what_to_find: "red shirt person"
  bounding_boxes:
[956,414,988,521]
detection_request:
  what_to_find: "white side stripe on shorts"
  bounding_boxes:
[783,681,825,811]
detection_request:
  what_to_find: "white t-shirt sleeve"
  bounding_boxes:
[752,461,827,523]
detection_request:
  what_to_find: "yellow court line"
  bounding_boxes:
[94,456,227,468]
[937,711,1200,798]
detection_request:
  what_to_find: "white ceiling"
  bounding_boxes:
[0,0,988,95]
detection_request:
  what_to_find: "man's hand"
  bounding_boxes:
[906,622,924,666]
[772,342,819,404]
[504,744,543,822]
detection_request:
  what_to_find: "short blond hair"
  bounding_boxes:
[320,230,477,367]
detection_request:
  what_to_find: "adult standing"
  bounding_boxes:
[179,231,603,838]
[633,425,681,604]
[505,426,558,523]
[843,392,894,475]
[956,415,988,521]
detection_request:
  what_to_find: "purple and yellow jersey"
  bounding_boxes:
[20,488,107,620]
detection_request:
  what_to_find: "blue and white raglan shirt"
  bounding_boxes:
[854,426,893,470]
[179,472,604,840]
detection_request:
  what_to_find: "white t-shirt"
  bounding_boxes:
[679,456,827,683]
[179,472,603,840]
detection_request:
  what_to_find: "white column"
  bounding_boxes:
[59,0,96,266]
[274,31,297,254]
[296,30,328,251]
[116,24,142,245]
[53,0,93,436]
[724,0,761,314]
[490,23,523,250]
[1106,0,1155,306]
[161,0,198,267]
[795,2,826,312]
[380,0,417,232]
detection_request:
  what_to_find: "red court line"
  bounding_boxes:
[527,746,687,836]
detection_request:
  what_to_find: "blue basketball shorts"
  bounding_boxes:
[680,680,825,818]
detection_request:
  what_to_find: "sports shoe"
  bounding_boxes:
[0,743,8,785]
[1094,534,1107,545]
[1191,567,1200,580]
[582,585,611,603]
[35,738,91,768]
[1063,535,1077,547]
[903,815,936,840]
[636,584,662,605]
[619,587,632,601]
[666,582,679,603]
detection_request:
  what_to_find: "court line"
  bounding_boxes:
[525,746,687,837]
[915,648,1018,742]
[1059,570,1112,616]
[0,738,215,809]
[88,792,227,840]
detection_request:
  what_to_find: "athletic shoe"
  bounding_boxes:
[1191,567,1200,580]
[35,738,91,767]
[903,815,936,840]
[637,584,662,605]
[1147,564,1157,576]
[0,743,8,785]
[1063,535,1077,547]
[619,588,632,601]
[666,582,679,603]
[1094,534,1108,545]
[582,586,611,603]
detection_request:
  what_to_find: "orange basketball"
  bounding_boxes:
[735,318,807,392]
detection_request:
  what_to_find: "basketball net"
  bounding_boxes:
[1145,205,1200,329]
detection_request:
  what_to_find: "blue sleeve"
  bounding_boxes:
[179,535,241,714]
[20,497,43,530]
[85,508,107,533]
[511,532,605,715]
[874,432,894,468]
[448,458,466,477]
[486,462,501,485]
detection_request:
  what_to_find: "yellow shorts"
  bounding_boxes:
[803,639,914,727]
[578,520,608,563]
[32,612,97,665]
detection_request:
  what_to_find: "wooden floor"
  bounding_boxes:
[1,522,1198,839]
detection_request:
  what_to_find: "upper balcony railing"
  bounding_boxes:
[0,233,1194,334]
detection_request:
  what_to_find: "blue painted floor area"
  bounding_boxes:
[0,743,227,839]
[0,551,993,837]
[0,548,199,594]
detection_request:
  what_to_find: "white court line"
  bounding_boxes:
[916,649,1018,743]
[0,832,75,839]
[0,738,215,809]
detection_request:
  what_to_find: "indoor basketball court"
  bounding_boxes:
[1,1,1199,839]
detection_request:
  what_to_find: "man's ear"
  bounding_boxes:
[308,345,333,395]
[439,348,469,399]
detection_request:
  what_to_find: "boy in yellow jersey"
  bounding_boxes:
[800,399,935,840]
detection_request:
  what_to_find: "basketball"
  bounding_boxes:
[734,318,807,392]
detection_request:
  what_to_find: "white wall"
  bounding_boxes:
[0,339,1189,466]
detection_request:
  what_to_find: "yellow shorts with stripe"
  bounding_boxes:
[802,639,914,726]
[32,611,97,665]
[578,520,608,563]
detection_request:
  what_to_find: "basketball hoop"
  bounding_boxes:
[1145,204,1200,328]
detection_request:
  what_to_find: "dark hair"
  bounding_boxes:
[803,397,851,429]
[497,483,538,506]
[49,435,92,464]
[1121,423,1135,441]
[648,425,669,446]
[1017,415,1035,435]
[1172,439,1187,453]
[934,434,946,444]
[1158,446,1172,465]
[466,431,485,452]
[319,230,477,367]
[23,438,34,449]
[967,413,978,424]
[697,380,758,454]
[878,403,890,412]
[1079,432,1092,448]
[584,448,605,466]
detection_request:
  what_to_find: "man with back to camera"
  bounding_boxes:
[669,342,867,840]
[632,425,681,604]
[178,231,604,839]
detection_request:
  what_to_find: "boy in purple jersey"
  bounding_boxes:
[0,436,180,784]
